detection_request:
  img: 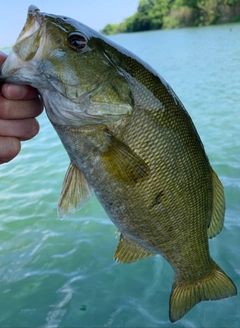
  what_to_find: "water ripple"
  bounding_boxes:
[1,25,240,327]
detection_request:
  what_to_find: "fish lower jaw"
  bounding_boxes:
[1,53,38,86]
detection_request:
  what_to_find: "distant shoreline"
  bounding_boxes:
[0,46,12,51]
[101,0,240,35]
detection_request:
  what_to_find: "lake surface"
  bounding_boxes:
[0,23,240,327]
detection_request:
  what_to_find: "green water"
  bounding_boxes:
[0,23,240,327]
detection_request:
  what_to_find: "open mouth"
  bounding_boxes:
[11,6,44,62]
[16,6,42,44]
[0,6,44,81]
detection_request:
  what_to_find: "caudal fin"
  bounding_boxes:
[169,260,237,323]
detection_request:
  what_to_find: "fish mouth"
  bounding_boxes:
[0,5,44,83]
[12,5,44,62]
[16,5,42,43]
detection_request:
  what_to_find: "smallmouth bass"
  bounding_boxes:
[0,5,237,322]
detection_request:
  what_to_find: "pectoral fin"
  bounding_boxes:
[207,169,225,238]
[101,131,150,184]
[58,162,93,218]
[114,234,154,263]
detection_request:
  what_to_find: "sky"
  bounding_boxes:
[0,0,139,48]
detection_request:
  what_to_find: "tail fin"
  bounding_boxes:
[169,260,237,323]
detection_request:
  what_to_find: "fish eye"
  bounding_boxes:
[67,33,87,51]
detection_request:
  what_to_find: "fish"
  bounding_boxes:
[0,5,237,322]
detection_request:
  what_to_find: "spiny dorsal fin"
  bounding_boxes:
[114,233,154,263]
[170,260,237,323]
[207,169,225,239]
[101,131,150,184]
[58,162,93,218]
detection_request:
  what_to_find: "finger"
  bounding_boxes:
[0,94,44,119]
[0,118,40,141]
[2,83,40,100]
[0,136,21,164]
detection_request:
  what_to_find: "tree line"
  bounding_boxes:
[101,0,240,35]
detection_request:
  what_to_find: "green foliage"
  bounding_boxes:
[101,0,240,35]
[119,0,170,33]
[100,24,120,35]
[163,6,198,28]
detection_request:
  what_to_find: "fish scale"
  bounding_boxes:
[0,5,236,323]
[112,107,211,267]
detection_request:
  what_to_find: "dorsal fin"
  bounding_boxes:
[58,161,93,218]
[207,169,225,239]
[114,233,154,263]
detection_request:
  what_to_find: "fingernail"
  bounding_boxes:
[4,84,28,99]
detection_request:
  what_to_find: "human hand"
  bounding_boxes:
[0,51,43,164]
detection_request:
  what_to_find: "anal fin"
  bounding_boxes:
[58,162,93,218]
[114,234,154,263]
[207,169,225,238]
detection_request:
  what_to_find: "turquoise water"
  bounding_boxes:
[0,23,240,327]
